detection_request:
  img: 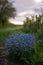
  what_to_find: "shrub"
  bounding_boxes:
[5,32,43,65]
[5,32,37,65]
[23,16,43,33]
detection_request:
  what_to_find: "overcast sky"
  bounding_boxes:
[9,0,42,25]
[14,0,41,13]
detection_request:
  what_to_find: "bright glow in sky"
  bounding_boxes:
[9,18,24,25]
[34,0,42,3]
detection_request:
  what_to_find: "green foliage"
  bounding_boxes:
[0,30,15,45]
[23,15,43,34]
[0,13,43,65]
[7,39,43,65]
[0,28,23,44]
[33,41,43,64]
[0,0,16,26]
[23,17,32,33]
[6,15,43,65]
[7,46,32,65]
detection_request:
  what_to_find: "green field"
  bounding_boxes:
[0,22,23,46]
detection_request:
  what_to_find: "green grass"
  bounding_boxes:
[0,22,23,45]
[0,28,24,46]
[0,22,23,29]
[0,30,15,45]
[0,22,15,29]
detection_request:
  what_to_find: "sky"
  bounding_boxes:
[14,0,42,13]
[9,0,42,25]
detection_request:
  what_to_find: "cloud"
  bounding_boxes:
[9,18,24,25]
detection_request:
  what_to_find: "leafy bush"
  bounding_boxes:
[5,32,43,65]
[5,15,43,65]
[23,16,43,34]
[5,32,38,65]
[33,40,43,65]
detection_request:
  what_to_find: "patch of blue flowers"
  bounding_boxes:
[5,32,37,50]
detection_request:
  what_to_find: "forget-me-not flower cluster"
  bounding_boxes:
[5,32,37,50]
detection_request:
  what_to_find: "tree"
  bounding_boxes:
[23,17,32,33]
[0,0,16,26]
